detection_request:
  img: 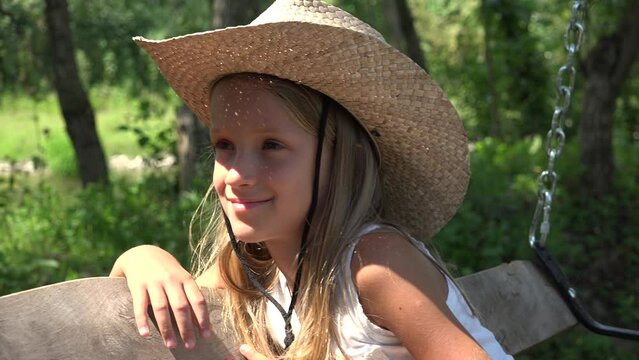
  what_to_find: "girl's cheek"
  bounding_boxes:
[212,166,227,195]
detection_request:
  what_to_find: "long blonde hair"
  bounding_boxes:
[190,73,384,359]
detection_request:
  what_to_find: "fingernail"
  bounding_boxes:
[165,338,176,348]
[239,344,250,354]
[185,340,195,349]
[202,328,212,338]
[138,325,149,336]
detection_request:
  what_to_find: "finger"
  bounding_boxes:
[166,282,197,349]
[184,281,211,338]
[239,344,269,360]
[129,284,151,337]
[148,284,177,349]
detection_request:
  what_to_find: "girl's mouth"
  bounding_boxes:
[228,198,272,210]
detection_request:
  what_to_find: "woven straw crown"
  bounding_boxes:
[135,0,470,240]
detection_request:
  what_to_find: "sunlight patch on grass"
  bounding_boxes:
[0,87,175,164]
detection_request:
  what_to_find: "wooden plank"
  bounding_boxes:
[0,278,238,360]
[458,260,577,355]
[0,260,576,358]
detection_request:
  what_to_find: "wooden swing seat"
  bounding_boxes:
[0,260,576,359]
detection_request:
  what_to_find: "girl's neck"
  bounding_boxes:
[265,240,301,292]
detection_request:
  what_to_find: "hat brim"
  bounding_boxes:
[135,21,469,240]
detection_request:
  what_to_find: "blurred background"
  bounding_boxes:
[1,0,637,358]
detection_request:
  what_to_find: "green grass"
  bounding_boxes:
[0,94,58,161]
[0,87,175,163]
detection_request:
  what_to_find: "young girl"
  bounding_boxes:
[110,1,513,359]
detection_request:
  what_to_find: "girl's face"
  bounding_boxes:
[210,79,330,248]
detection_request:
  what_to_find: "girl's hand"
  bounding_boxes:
[239,344,270,360]
[110,245,212,349]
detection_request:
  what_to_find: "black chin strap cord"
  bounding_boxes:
[223,95,330,350]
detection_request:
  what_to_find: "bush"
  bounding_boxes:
[434,136,546,274]
[0,173,201,295]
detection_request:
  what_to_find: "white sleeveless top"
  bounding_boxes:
[266,224,513,359]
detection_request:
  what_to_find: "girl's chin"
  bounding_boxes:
[227,224,263,243]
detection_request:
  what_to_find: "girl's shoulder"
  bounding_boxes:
[350,228,450,317]
[349,227,493,358]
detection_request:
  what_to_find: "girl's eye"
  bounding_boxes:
[263,140,284,150]
[214,139,234,151]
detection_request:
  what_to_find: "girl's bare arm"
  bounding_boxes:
[352,232,491,360]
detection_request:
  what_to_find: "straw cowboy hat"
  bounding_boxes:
[134,0,470,240]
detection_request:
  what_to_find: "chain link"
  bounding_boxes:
[529,0,587,247]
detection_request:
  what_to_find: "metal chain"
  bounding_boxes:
[527,0,639,341]
[529,0,587,247]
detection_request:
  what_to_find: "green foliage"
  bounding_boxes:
[68,0,210,92]
[0,173,200,296]
[117,122,177,161]
[480,0,552,138]
[434,136,546,274]
[519,327,638,360]
[0,0,48,96]
[0,0,210,104]
[112,86,179,160]
[409,0,557,140]
[331,0,385,32]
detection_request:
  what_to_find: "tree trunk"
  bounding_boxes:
[580,0,639,198]
[44,0,108,186]
[176,105,209,192]
[176,0,262,193]
[212,0,261,28]
[380,0,427,70]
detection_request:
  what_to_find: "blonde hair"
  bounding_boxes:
[191,73,382,359]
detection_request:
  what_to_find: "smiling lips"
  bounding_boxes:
[227,198,272,210]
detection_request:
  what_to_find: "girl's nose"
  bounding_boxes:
[225,154,259,188]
